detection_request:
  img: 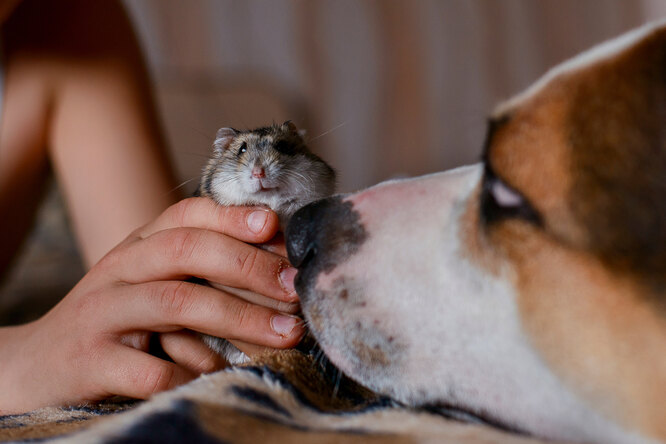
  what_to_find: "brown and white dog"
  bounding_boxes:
[286,21,666,444]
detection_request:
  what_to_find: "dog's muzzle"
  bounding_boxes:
[286,196,368,299]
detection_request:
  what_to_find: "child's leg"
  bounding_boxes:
[0,0,178,271]
[0,1,52,276]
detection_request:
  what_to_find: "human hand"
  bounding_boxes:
[0,198,304,413]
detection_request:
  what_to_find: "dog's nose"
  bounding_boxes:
[286,195,368,276]
[286,198,329,268]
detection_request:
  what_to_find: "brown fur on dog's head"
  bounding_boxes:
[568,29,666,294]
[480,25,666,439]
[490,26,666,295]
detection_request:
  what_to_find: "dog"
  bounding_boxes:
[286,20,666,444]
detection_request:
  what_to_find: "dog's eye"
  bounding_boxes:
[490,178,523,208]
[480,168,541,226]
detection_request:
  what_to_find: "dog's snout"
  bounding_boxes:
[286,196,368,292]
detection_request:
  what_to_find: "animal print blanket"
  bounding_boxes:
[0,351,551,443]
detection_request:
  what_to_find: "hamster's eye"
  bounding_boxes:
[274,140,294,155]
[480,166,541,226]
[237,142,247,156]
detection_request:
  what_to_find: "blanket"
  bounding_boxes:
[0,350,554,443]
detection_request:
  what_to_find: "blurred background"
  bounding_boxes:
[2,0,666,322]
[126,0,666,192]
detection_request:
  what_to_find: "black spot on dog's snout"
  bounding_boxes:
[286,196,367,298]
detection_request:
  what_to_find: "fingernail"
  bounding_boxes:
[271,314,299,337]
[279,267,298,295]
[247,210,269,233]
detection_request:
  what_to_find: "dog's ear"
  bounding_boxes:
[565,22,666,290]
[214,127,237,153]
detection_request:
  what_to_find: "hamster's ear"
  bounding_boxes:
[282,120,298,133]
[282,120,307,138]
[214,127,237,153]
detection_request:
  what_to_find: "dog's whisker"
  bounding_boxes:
[332,368,343,399]
[315,349,325,366]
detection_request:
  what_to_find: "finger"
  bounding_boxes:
[106,227,298,303]
[103,281,305,349]
[160,331,227,374]
[259,232,287,257]
[119,331,151,350]
[208,283,300,314]
[101,345,196,400]
[136,197,279,244]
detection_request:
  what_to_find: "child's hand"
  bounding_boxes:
[0,198,303,414]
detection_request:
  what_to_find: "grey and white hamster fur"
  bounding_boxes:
[196,121,336,364]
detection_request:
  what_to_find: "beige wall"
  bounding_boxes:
[125,0,665,192]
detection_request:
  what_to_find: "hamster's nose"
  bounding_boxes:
[252,166,266,178]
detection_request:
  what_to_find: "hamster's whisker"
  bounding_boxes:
[164,177,197,196]
[283,170,314,188]
[306,121,348,144]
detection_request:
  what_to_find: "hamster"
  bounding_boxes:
[197,121,336,229]
[196,121,336,365]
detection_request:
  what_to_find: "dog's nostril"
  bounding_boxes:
[297,244,317,269]
[288,236,316,269]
